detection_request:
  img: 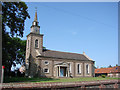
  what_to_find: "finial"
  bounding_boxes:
[83,51,85,55]
[35,7,37,12]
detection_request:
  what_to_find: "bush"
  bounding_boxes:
[101,75,106,78]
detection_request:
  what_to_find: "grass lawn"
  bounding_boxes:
[4,77,119,83]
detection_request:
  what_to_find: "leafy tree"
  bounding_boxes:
[3,34,26,76]
[100,67,106,68]
[2,2,30,76]
[2,2,30,37]
[108,65,112,68]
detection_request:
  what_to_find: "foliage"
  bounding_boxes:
[101,75,106,78]
[2,2,30,37]
[108,65,112,68]
[2,2,30,76]
[100,67,106,68]
[4,77,119,83]
[2,33,26,76]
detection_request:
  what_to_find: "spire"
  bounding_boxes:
[32,7,39,27]
[34,7,38,22]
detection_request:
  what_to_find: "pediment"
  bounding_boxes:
[55,62,69,66]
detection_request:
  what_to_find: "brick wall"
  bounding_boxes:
[1,80,119,90]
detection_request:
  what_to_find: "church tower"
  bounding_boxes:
[25,10,43,77]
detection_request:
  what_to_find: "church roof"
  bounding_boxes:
[38,49,93,61]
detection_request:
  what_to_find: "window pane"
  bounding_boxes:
[45,61,49,65]
[86,64,89,74]
[78,64,81,74]
[79,64,81,73]
[77,64,79,74]
[44,69,48,73]
[88,64,89,73]
[35,39,38,48]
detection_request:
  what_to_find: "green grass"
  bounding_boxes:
[4,77,119,83]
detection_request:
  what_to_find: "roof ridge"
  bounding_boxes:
[46,49,83,55]
[83,53,93,61]
[96,67,114,69]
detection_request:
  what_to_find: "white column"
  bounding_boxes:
[59,66,60,77]
[68,68,69,77]
[66,68,67,77]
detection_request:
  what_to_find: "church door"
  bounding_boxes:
[60,68,64,77]
[60,67,67,77]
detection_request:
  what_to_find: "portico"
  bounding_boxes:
[54,62,70,78]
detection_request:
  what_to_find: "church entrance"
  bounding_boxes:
[60,67,67,77]
[55,62,70,78]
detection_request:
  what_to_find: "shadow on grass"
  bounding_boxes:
[4,76,59,83]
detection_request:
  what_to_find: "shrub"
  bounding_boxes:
[101,75,106,78]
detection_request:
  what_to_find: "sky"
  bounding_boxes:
[21,2,118,68]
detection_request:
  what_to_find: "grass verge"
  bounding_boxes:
[4,77,119,83]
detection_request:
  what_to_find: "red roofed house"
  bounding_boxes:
[95,66,120,78]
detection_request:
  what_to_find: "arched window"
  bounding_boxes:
[77,64,81,74]
[86,64,89,74]
[35,39,38,48]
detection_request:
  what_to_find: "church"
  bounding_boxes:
[25,11,95,78]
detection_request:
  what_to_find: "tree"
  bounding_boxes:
[2,2,30,76]
[2,35,26,76]
[2,2,30,37]
[108,65,112,68]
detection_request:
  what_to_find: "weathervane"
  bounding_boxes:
[35,7,37,12]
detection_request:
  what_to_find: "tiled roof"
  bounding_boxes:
[95,66,120,74]
[110,66,120,73]
[39,50,93,61]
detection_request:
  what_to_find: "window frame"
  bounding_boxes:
[86,64,90,74]
[44,61,49,65]
[35,39,39,48]
[44,68,49,73]
[77,64,81,74]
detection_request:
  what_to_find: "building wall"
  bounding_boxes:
[36,57,94,78]
[25,33,43,77]
[108,73,120,78]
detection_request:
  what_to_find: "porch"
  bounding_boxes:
[54,62,70,78]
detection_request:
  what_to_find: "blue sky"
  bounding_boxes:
[22,2,118,68]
